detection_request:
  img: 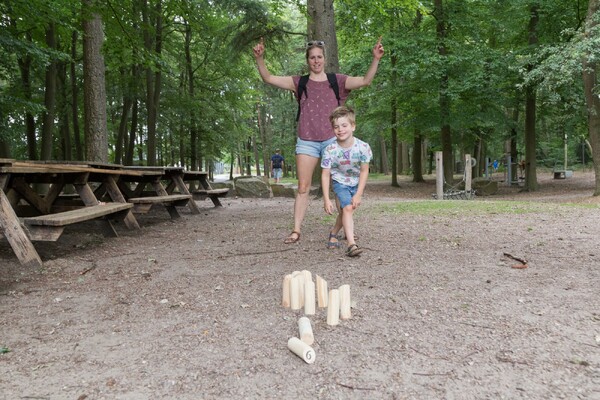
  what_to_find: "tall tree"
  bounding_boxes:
[583,0,600,195]
[82,0,108,162]
[523,3,539,191]
[433,0,453,185]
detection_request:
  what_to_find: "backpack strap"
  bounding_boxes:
[296,75,310,121]
[295,73,341,122]
[326,72,341,106]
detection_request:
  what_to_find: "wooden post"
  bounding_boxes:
[0,190,42,267]
[339,284,351,320]
[327,289,340,326]
[304,280,316,315]
[287,337,316,364]
[436,151,443,200]
[292,270,305,307]
[282,274,292,308]
[298,317,314,345]
[464,154,472,199]
[316,275,328,308]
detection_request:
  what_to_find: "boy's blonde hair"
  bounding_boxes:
[329,105,356,126]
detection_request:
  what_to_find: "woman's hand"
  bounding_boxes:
[253,38,265,59]
[372,36,384,60]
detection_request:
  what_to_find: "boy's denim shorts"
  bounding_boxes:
[272,168,283,179]
[332,180,358,209]
[295,137,336,158]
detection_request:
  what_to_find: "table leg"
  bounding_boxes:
[104,175,140,229]
[151,178,181,219]
[0,190,42,267]
[171,174,200,214]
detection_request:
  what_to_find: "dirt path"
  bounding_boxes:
[1,172,599,399]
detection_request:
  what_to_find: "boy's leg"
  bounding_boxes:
[341,205,356,246]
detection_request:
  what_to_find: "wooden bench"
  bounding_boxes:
[24,202,134,241]
[192,188,229,207]
[127,194,191,217]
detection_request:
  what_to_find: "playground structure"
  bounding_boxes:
[433,151,476,200]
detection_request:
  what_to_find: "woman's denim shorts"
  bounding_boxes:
[295,137,336,158]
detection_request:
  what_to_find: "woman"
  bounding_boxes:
[253,37,384,244]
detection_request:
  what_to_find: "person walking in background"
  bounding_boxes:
[253,36,384,244]
[270,149,285,183]
[321,106,372,257]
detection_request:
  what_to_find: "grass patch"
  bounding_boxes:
[376,200,599,215]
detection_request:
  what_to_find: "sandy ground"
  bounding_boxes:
[1,171,600,399]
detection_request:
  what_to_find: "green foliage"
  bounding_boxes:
[0,0,595,179]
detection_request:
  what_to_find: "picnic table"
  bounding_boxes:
[0,159,142,267]
[118,166,197,218]
[164,169,229,208]
[1,160,226,267]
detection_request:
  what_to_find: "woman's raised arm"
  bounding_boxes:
[345,36,385,90]
[254,39,296,91]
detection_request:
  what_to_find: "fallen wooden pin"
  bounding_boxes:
[298,317,314,345]
[288,337,315,364]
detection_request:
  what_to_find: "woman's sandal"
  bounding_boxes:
[346,244,363,257]
[327,233,341,249]
[284,231,300,244]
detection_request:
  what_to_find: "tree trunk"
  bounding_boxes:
[523,4,539,191]
[583,0,600,195]
[126,100,138,165]
[379,136,388,175]
[142,0,162,166]
[413,132,425,183]
[307,0,339,73]
[71,30,83,160]
[41,23,57,160]
[184,20,198,171]
[115,69,132,164]
[57,62,72,160]
[434,0,453,186]
[82,1,109,163]
[14,23,37,160]
[390,50,399,185]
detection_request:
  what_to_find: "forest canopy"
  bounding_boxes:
[1,0,599,191]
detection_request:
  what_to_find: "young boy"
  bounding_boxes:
[321,106,372,257]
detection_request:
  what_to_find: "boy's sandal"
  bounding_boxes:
[284,231,300,244]
[346,244,363,257]
[327,233,341,249]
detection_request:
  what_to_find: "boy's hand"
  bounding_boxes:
[323,199,335,215]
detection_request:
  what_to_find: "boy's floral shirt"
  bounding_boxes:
[321,137,372,187]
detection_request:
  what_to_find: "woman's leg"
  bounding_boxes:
[285,153,319,242]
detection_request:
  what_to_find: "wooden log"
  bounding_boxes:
[287,337,316,364]
[282,274,292,308]
[304,280,316,315]
[298,317,314,345]
[339,284,351,320]
[290,275,301,310]
[327,289,340,326]
[316,275,328,308]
